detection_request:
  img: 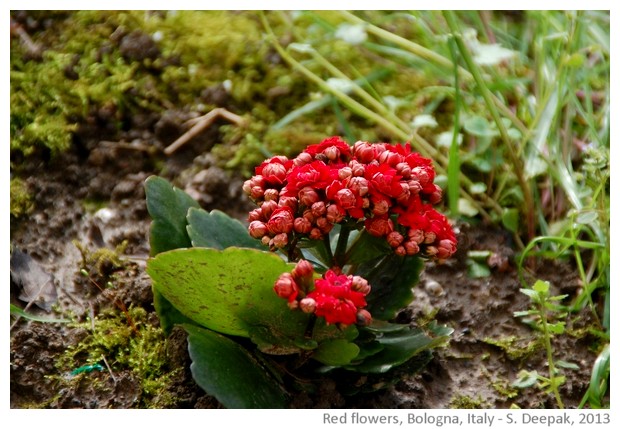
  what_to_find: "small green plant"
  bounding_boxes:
[512,280,576,408]
[145,137,456,408]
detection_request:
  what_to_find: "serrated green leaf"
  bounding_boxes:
[184,324,287,408]
[186,208,264,250]
[145,176,199,256]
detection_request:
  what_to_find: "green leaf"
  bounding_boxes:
[464,115,498,138]
[466,258,491,278]
[344,324,450,374]
[344,229,392,266]
[513,370,539,388]
[358,255,423,320]
[501,208,519,233]
[186,208,264,250]
[533,280,550,295]
[10,304,71,323]
[148,247,351,349]
[556,360,579,370]
[152,289,195,335]
[312,339,360,366]
[145,176,199,256]
[184,324,288,409]
[547,322,565,335]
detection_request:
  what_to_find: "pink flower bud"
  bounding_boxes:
[335,188,357,210]
[267,206,294,234]
[425,245,438,257]
[408,228,425,244]
[294,152,313,166]
[242,179,253,195]
[407,179,422,195]
[424,231,436,244]
[316,216,330,231]
[272,233,289,248]
[299,297,317,314]
[396,183,410,204]
[324,145,340,161]
[437,239,456,259]
[302,209,315,222]
[428,184,443,205]
[338,167,353,181]
[261,199,278,219]
[351,276,371,295]
[372,198,390,216]
[356,309,372,327]
[250,186,265,200]
[248,221,268,239]
[274,273,298,301]
[309,228,323,240]
[311,201,326,217]
[396,162,412,178]
[261,162,288,185]
[404,240,420,256]
[349,177,369,196]
[353,141,376,163]
[411,166,431,186]
[292,259,315,282]
[299,187,319,206]
[349,160,366,176]
[395,245,406,256]
[261,236,271,246]
[294,217,312,234]
[278,196,298,211]
[251,175,266,189]
[387,231,404,248]
[248,208,264,222]
[326,204,345,224]
[287,300,299,310]
[378,150,402,166]
[264,188,279,201]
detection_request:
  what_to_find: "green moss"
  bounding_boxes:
[73,239,128,277]
[482,335,543,361]
[10,178,34,217]
[491,378,519,399]
[449,394,487,409]
[55,306,180,408]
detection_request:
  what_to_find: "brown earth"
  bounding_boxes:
[10,117,599,409]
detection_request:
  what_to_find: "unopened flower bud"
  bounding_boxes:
[404,240,420,256]
[248,208,264,222]
[437,239,456,259]
[311,201,326,217]
[356,309,372,326]
[267,206,294,234]
[316,216,330,231]
[326,204,345,223]
[338,167,353,181]
[294,217,312,234]
[272,233,289,248]
[262,162,288,185]
[372,199,390,216]
[261,199,278,219]
[411,166,431,186]
[250,186,265,200]
[299,187,319,206]
[264,188,279,201]
[407,179,422,194]
[424,231,436,244]
[351,276,371,295]
[324,145,340,161]
[242,179,253,195]
[299,297,317,314]
[408,228,425,244]
[349,160,366,176]
[396,162,412,178]
[278,196,298,211]
[248,221,268,239]
[309,228,323,240]
[335,188,357,210]
[353,141,376,163]
[428,184,443,205]
[396,183,410,204]
[425,245,438,257]
[349,177,369,196]
[395,245,407,256]
[302,209,315,222]
[378,150,402,166]
[294,152,313,166]
[274,273,298,301]
[387,231,404,248]
[292,259,314,282]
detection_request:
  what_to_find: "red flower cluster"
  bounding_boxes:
[274,260,371,327]
[244,136,457,260]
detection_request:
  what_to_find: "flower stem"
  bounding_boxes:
[333,225,351,267]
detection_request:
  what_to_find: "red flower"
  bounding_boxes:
[256,156,292,186]
[307,270,368,325]
[304,136,352,162]
[281,160,336,197]
[365,163,403,198]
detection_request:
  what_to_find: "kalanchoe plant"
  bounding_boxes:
[145,136,457,408]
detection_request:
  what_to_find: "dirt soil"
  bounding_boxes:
[10,114,599,409]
